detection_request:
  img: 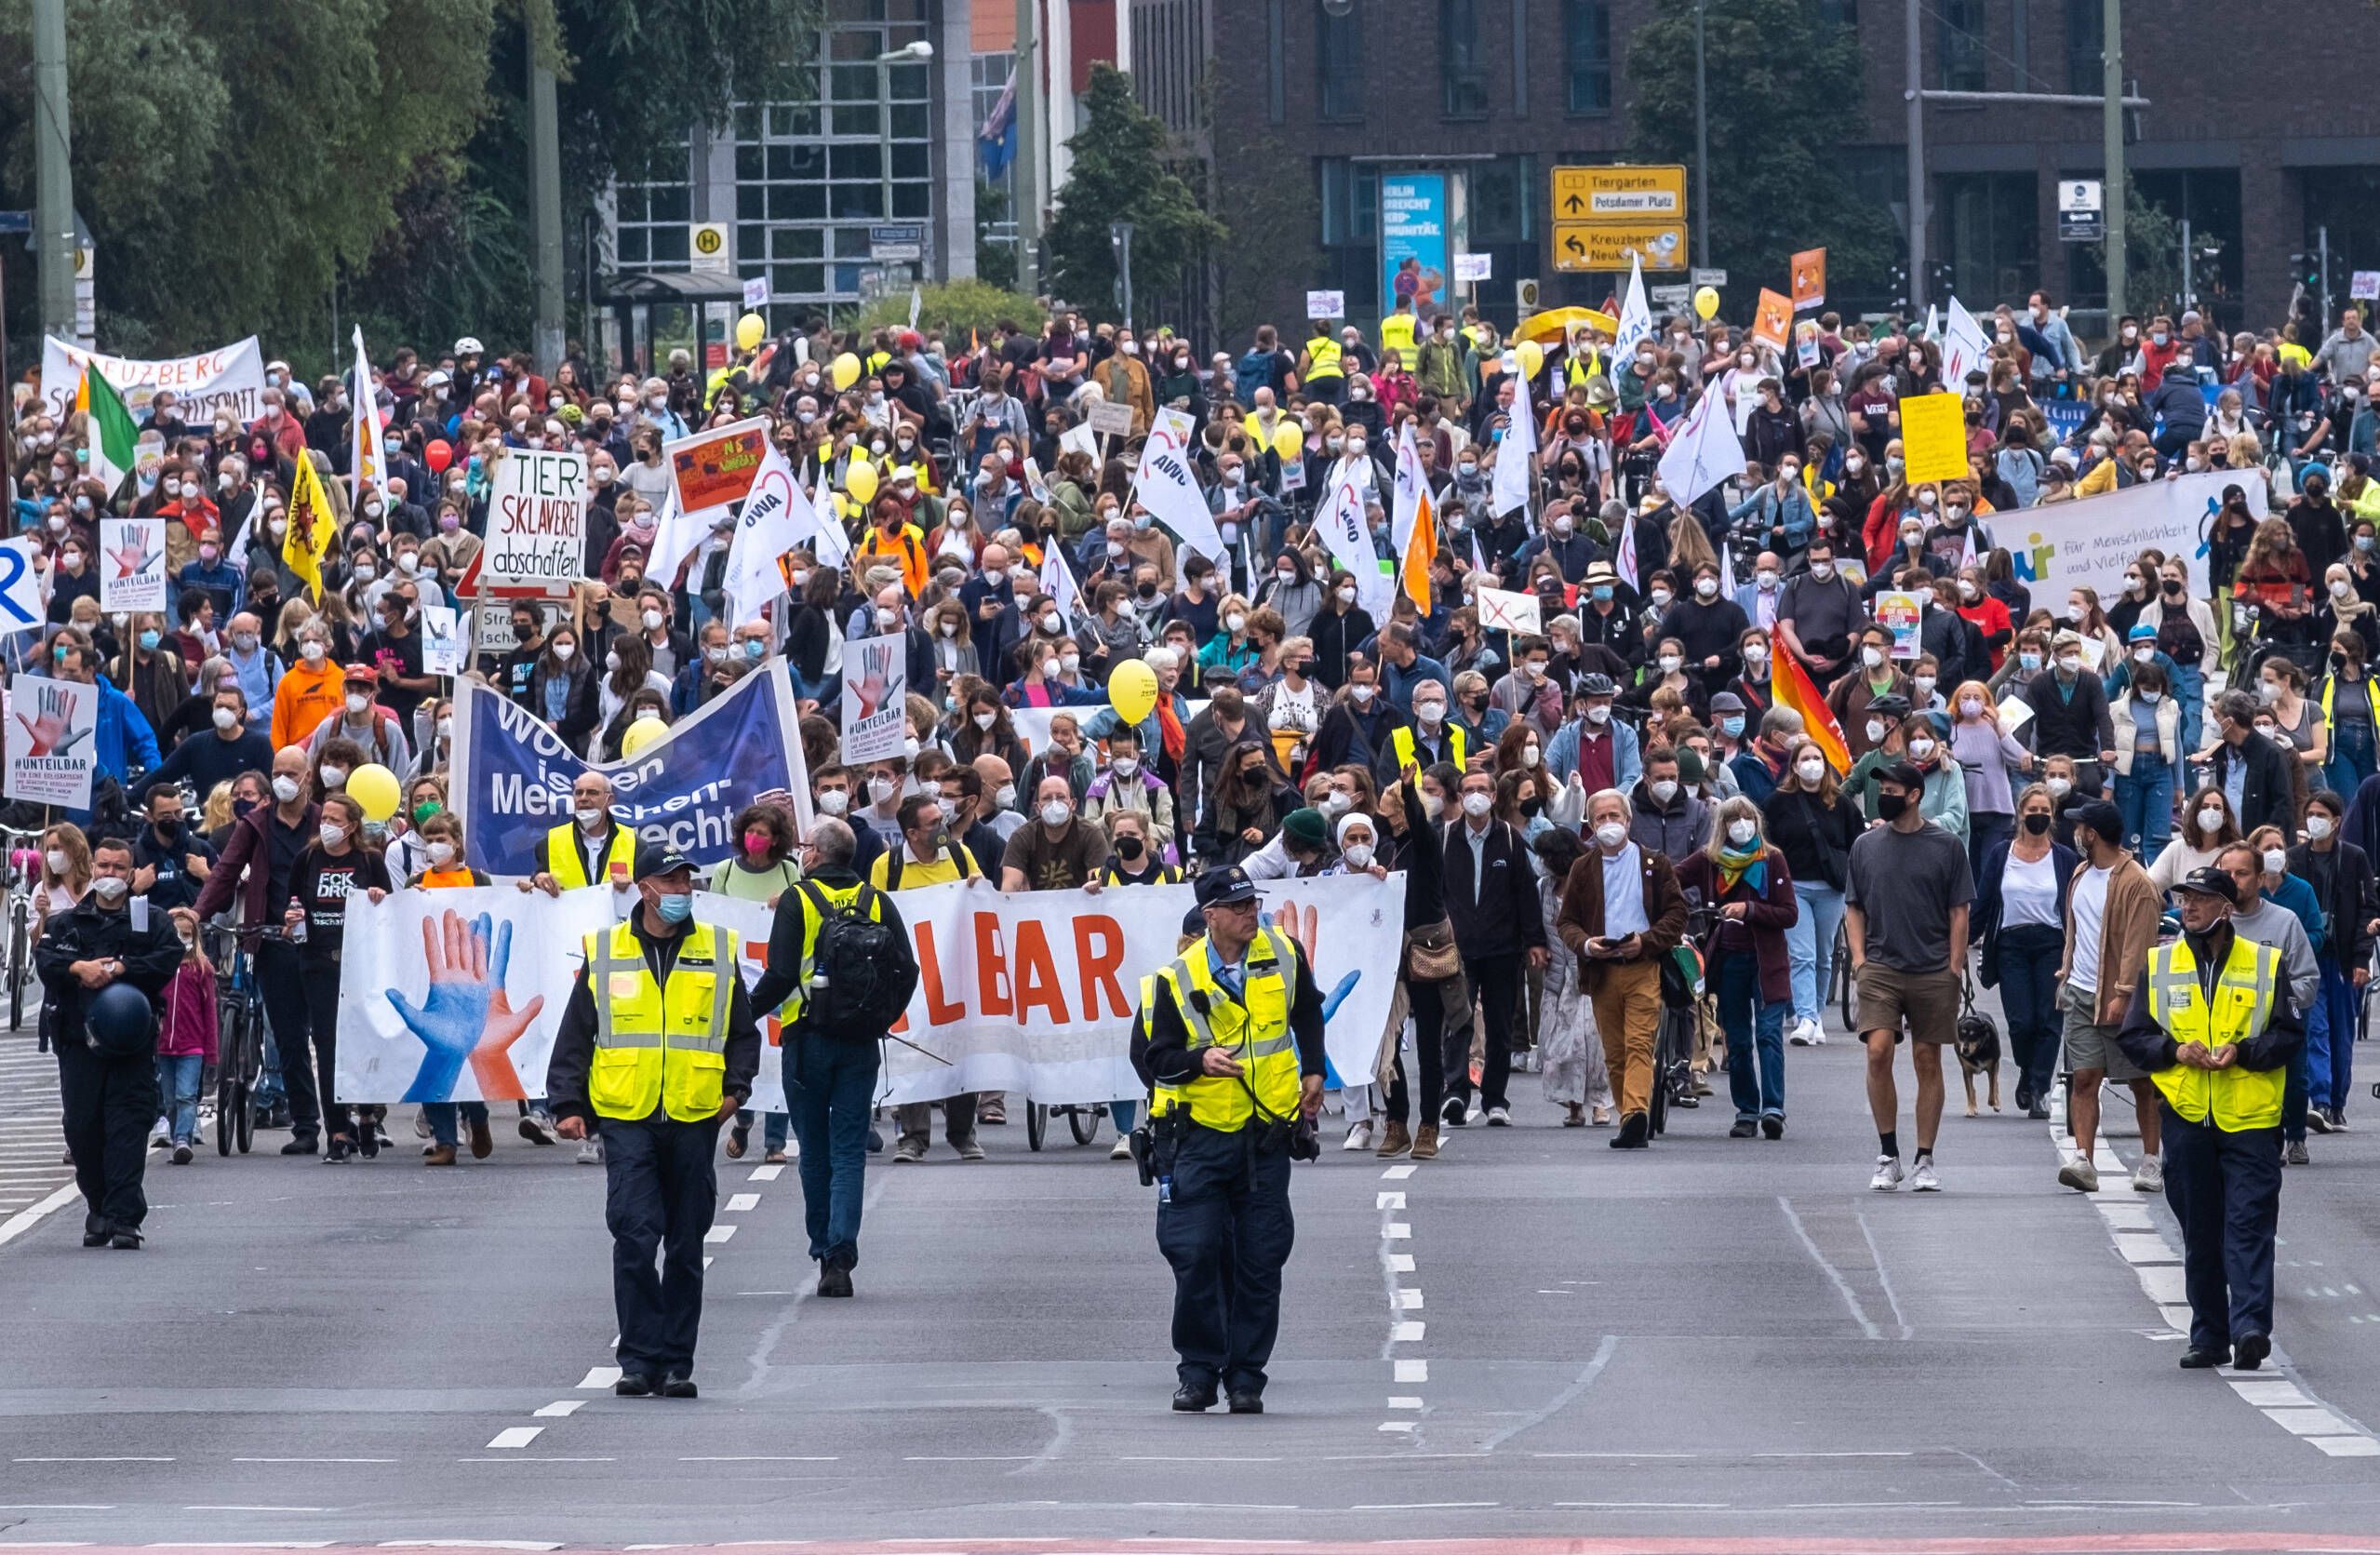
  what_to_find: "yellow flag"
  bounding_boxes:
[285,453,335,601]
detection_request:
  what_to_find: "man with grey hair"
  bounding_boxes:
[748,816,916,1299]
[1556,786,1689,1149]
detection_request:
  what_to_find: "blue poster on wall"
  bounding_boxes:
[1381,173,1450,321]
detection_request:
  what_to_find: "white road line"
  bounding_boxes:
[748,1163,784,1181]
[1396,1289,1424,1308]
[1382,1223,1411,1240]
[378,1544,562,1551]
[14,1457,173,1463]
[0,1184,77,1250]
[725,1193,759,1213]
[232,1459,394,1465]
[1374,1192,1405,1209]
[576,1366,622,1389]
[1395,1360,1427,1382]
[1388,1253,1414,1272]
[1349,1501,1496,1509]
[1381,1164,1416,1180]
[1375,1422,1415,1434]
[704,1224,736,1243]
[2311,1436,2380,1456]
[181,1506,328,1513]
[1776,1196,1881,1341]
[1387,1397,1424,1410]
[1390,1320,1424,1341]
[531,1401,584,1418]
[678,1455,837,1462]
[485,1427,543,1450]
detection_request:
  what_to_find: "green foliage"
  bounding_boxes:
[1625,0,1901,307]
[2096,188,2185,320]
[1044,64,1224,313]
[976,176,1017,293]
[846,281,1043,342]
[548,0,818,189]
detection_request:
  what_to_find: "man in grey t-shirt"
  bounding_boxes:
[1845,761,1973,1194]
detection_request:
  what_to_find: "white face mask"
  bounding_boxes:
[92,875,127,902]
[1796,758,1825,784]
[43,849,67,876]
[317,823,346,850]
[319,766,348,789]
[1913,677,1936,694]
[1461,791,1493,818]
[1593,822,1627,850]
[1657,655,1681,675]
[1584,704,1611,725]
[1908,738,1936,761]
[426,840,457,865]
[2046,777,2072,798]
[1865,718,1886,744]
[1343,842,1375,870]
[346,693,371,716]
[2195,807,2225,837]
[212,707,240,731]
[2056,655,2081,676]
[1414,701,1445,725]
[575,805,606,828]
[2133,645,2155,664]
[1695,577,1719,598]
[1224,612,1247,634]
[2307,813,2335,841]
[1520,744,1541,768]
[1649,779,1678,805]
[301,641,327,664]
[272,775,302,803]
[1959,697,1984,718]
[1351,684,1375,705]
[995,784,1018,810]
[1112,757,1141,779]
[1650,590,1673,610]
[1861,646,1885,670]
[1726,819,1758,847]
[2262,848,2288,877]
[1039,799,1071,827]
[816,789,850,816]
[870,776,902,804]
[553,641,577,663]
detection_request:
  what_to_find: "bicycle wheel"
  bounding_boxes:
[1067,1106,1100,1146]
[7,908,26,1032]
[1835,927,1856,1033]
[1649,1011,1675,1137]
[1025,1101,1047,1152]
[217,1066,236,1157]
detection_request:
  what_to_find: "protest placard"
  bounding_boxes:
[841,632,910,766]
[1899,392,1969,483]
[484,449,587,584]
[665,417,771,516]
[5,677,98,810]
[98,518,167,612]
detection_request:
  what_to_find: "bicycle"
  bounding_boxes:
[1024,1100,1106,1151]
[1650,901,1721,1138]
[202,918,298,1158]
[1831,918,1859,1035]
[0,824,46,1031]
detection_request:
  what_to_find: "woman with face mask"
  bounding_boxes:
[1945,677,2033,889]
[529,626,602,755]
[1673,797,1796,1136]
[1972,783,2077,1119]
[1761,734,1861,1050]
[283,792,394,1162]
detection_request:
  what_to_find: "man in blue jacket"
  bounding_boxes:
[46,638,160,828]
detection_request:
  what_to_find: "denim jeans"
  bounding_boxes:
[2308,955,2359,1118]
[1110,1097,1139,1133]
[423,1101,490,1147]
[2116,753,2175,863]
[2282,978,2331,1144]
[1713,949,1785,1120]
[1968,813,2014,895]
[784,1031,881,1268]
[2325,717,2377,803]
[734,1107,791,1152]
[154,1054,203,1146]
[1995,921,2065,1103]
[1782,879,1845,1029]
[2171,664,2205,754]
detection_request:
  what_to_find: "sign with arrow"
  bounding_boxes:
[1549,164,1689,274]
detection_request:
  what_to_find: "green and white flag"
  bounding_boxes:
[77,365,139,496]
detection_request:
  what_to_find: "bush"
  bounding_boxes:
[844,281,1045,342]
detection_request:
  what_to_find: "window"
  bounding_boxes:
[1317,3,1365,122]
[1939,171,2039,306]
[1938,0,1986,90]
[1816,0,1857,24]
[1563,0,1611,115]
[1440,0,1488,119]
[1317,159,1383,320]
[2065,0,2104,95]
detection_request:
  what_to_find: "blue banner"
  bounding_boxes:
[1381,173,1449,320]
[448,664,812,878]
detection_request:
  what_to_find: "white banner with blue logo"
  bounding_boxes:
[448,660,812,878]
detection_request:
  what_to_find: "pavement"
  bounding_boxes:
[5,987,2380,1554]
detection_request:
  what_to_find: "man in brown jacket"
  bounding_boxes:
[2054,800,2166,1195]
[1557,788,1689,1148]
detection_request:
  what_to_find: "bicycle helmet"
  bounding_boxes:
[454,335,484,357]
[1865,692,1911,721]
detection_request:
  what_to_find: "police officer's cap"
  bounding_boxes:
[2172,866,2238,905]
[633,842,695,883]
[1196,866,1260,909]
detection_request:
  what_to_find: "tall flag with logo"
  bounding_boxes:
[644,487,700,587]
[76,365,138,497]
[350,328,389,512]
[1611,251,1653,361]
[284,452,336,601]
[1613,505,1639,589]
[1490,365,1536,519]
[720,443,809,623]
[1654,388,1747,508]
[1392,423,1437,614]
[1318,472,1391,622]
[1942,295,1990,387]
[1039,538,1083,624]
[1771,647,1851,775]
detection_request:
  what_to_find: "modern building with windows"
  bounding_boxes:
[1160,0,2377,342]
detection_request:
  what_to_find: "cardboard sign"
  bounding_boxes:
[1304,289,1346,321]
[665,417,771,516]
[1476,586,1543,636]
[1790,248,1826,311]
[1876,591,1924,660]
[422,605,463,677]
[1454,252,1492,283]
[1087,401,1136,439]
[98,517,167,612]
[1899,392,1970,484]
[2353,272,2380,303]
[840,632,909,767]
[485,449,588,584]
[1749,288,1793,351]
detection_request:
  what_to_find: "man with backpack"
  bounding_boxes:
[870,794,984,1162]
[749,817,920,1299]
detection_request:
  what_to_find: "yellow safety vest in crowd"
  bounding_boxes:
[1381,313,1419,359]
[1150,929,1304,1133]
[547,821,637,891]
[2320,673,2378,732]
[583,920,739,1123]
[1390,723,1467,776]
[2145,932,2286,1132]
[769,878,885,1026]
[1304,336,1344,382]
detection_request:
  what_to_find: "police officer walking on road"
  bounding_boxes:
[2116,865,2302,1373]
[1131,865,1328,1415]
[38,836,188,1251]
[546,843,760,1399]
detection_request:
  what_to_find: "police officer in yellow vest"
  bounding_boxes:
[547,843,761,1399]
[528,771,637,896]
[2114,865,2303,1373]
[1130,865,1327,1414]
[1299,321,1345,407]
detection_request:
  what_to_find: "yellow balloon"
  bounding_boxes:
[1693,286,1721,320]
[736,312,766,352]
[844,455,878,506]
[831,351,862,391]
[621,717,671,758]
[348,763,401,824]
[1107,658,1158,726]
[1516,340,1544,380]
[1273,422,1304,462]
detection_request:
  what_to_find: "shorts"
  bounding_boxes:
[1854,962,1959,1045]
[2059,981,2145,1082]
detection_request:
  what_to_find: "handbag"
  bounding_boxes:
[1404,917,1461,982]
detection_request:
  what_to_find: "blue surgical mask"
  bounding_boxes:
[2020,652,2042,673]
[654,891,693,924]
[138,629,161,651]
[1591,585,1613,602]
[743,639,766,660]
[2359,535,2375,554]
[1720,715,1745,738]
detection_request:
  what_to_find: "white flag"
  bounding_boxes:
[1613,506,1639,589]
[350,328,389,513]
[643,486,700,589]
[1612,251,1653,360]
[719,443,809,625]
[1040,540,1083,623]
[1923,302,1941,342]
[1942,295,1990,389]
[1317,474,1391,621]
[1490,369,1537,519]
[1129,418,1230,563]
[799,472,852,568]
[1391,423,1426,553]
[1655,390,1748,509]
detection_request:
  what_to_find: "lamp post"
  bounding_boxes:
[875,39,935,297]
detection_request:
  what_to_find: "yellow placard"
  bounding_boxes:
[1900,392,1969,484]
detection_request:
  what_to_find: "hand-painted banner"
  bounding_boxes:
[447,660,811,878]
[839,632,908,766]
[40,335,267,423]
[665,416,771,516]
[335,885,617,1104]
[723,871,1405,1112]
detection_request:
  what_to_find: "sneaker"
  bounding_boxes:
[2285,1138,2310,1166]
[2133,1157,2165,1193]
[2330,1108,2351,1133]
[1869,1154,1905,1191]
[1729,1119,1758,1139]
[955,1137,986,1161]
[576,1138,604,1166]
[1110,1136,1133,1160]
[149,1119,170,1149]
[2058,1156,2101,1193]
[1760,1113,1785,1140]
[1909,1158,1942,1193]
[1787,1019,1818,1048]
[413,1109,435,1140]
[170,1142,194,1165]
[1342,1119,1374,1151]
[1483,1106,1512,1127]
[894,1139,925,1163]
[1440,1096,1469,1128]
[519,1112,557,1146]
[2307,1106,2334,1134]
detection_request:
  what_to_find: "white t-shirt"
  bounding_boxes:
[2000,849,2062,930]
[2068,864,2113,994]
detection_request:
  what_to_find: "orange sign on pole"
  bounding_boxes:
[1750,288,1793,351]
[1791,248,1827,311]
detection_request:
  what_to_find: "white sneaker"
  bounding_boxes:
[1484,1106,1513,1127]
[1909,1159,1942,1192]
[2133,1156,2164,1193]
[1787,1019,1817,1048]
[2058,1156,2100,1193]
[1110,1136,1133,1160]
[1342,1119,1375,1151]
[1810,1025,1828,1045]
[1869,1154,1904,1190]
[149,1118,171,1149]
[575,1138,604,1166]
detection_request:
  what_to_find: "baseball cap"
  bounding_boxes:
[2127,621,2158,642]
[1878,759,1926,791]
[1195,865,1259,908]
[633,841,694,883]
[2072,798,2123,848]
[2172,865,2238,905]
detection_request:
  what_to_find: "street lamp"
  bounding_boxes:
[873,39,938,285]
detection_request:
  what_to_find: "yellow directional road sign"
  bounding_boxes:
[1549,165,1690,273]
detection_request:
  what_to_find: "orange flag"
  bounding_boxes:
[1771,649,1851,775]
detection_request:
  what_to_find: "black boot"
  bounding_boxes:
[1611,1111,1651,1148]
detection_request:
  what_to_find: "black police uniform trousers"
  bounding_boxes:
[603,1112,722,1378]
[56,1037,158,1235]
[1157,1119,1295,1395]
[2160,1104,2282,1352]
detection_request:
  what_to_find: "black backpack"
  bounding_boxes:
[794,881,917,1039]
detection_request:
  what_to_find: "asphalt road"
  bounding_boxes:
[5,985,2380,1554]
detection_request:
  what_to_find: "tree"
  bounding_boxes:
[2093,188,2186,320]
[1625,0,1902,311]
[1043,63,1223,313]
[1211,136,1320,345]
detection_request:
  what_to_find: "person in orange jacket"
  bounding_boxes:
[271,621,346,752]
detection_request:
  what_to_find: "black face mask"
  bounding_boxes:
[154,818,181,841]
[1114,834,1146,861]
[1875,790,1911,822]
[2162,579,2184,596]
[2021,811,2051,836]
[1519,796,1543,820]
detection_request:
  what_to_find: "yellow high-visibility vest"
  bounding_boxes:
[583,919,739,1123]
[1391,723,1466,776]
[1381,314,1419,360]
[1149,930,1304,1132]
[547,821,636,891]
[1304,336,1344,382]
[2146,933,2286,1132]
[767,878,884,1026]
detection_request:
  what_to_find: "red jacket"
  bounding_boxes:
[156,959,218,1060]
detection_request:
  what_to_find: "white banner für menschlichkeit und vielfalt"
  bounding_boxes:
[1999,470,2266,610]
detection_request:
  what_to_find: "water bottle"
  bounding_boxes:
[1157,1173,1173,1205]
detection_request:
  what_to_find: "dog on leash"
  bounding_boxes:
[1955,1006,2003,1117]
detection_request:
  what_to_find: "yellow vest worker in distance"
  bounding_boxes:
[545,842,761,1400]
[529,771,637,895]
[1298,324,1344,407]
[1130,865,1327,1415]
[2112,865,2303,1374]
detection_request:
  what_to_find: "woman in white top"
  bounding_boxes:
[596,633,675,736]
[1249,634,1325,774]
[1976,784,2077,1118]
[2146,785,2241,896]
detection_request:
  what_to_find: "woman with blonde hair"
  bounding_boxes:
[1674,794,1798,1135]
[1946,677,2032,882]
